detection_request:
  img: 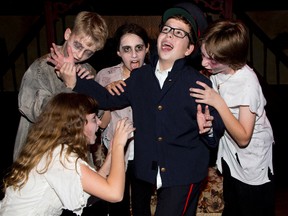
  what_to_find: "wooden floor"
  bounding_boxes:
[0,89,288,215]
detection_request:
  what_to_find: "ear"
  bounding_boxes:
[64,28,72,41]
[185,44,194,56]
[145,43,150,54]
[117,50,121,57]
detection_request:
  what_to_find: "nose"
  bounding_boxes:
[167,29,174,38]
[201,56,209,67]
[201,57,206,66]
[131,49,137,58]
[75,50,85,60]
[97,116,102,126]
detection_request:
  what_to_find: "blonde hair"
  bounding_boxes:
[3,92,99,191]
[72,11,109,51]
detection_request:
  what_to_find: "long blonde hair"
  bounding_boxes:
[3,92,98,191]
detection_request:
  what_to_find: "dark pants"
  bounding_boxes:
[154,182,202,216]
[129,161,155,216]
[221,158,275,216]
[82,160,154,216]
[108,160,154,216]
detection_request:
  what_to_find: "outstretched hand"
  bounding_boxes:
[197,104,214,134]
[47,43,94,80]
[47,43,74,70]
[98,117,135,178]
[105,80,126,96]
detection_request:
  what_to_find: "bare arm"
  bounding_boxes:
[80,118,135,202]
[99,111,111,129]
[190,81,255,147]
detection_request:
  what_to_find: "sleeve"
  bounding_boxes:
[18,58,72,122]
[241,80,265,116]
[74,77,130,110]
[43,155,91,215]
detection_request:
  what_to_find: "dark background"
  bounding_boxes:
[1,1,288,214]
[1,0,288,16]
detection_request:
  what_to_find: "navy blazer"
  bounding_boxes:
[75,57,225,187]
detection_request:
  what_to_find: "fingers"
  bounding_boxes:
[204,105,210,115]
[117,118,134,131]
[104,80,126,96]
[116,80,126,88]
[85,74,95,80]
[46,56,57,66]
[51,43,62,60]
[197,104,213,134]
[106,85,117,96]
[48,43,75,70]
[112,81,125,93]
[196,81,208,88]
[52,42,57,50]
[77,67,89,79]
[66,44,73,57]
[58,62,76,78]
[114,118,136,147]
[197,104,202,113]
[76,66,95,80]
[189,87,204,100]
[49,43,64,69]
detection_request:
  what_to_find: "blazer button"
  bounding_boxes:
[157,105,163,110]
[160,167,166,172]
[157,137,163,142]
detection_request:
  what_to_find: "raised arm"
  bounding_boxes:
[81,118,135,202]
[47,43,95,80]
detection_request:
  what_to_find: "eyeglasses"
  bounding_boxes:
[159,25,191,41]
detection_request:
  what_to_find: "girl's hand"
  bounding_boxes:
[105,80,126,96]
[113,118,135,148]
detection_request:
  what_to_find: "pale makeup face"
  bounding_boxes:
[84,113,101,144]
[157,18,193,67]
[201,44,230,74]
[117,33,148,72]
[65,29,98,63]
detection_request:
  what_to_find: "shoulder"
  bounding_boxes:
[22,54,54,79]
[97,63,122,76]
[237,65,260,87]
[43,145,87,171]
[27,54,51,70]
[129,64,154,79]
[185,65,211,83]
[95,63,123,84]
